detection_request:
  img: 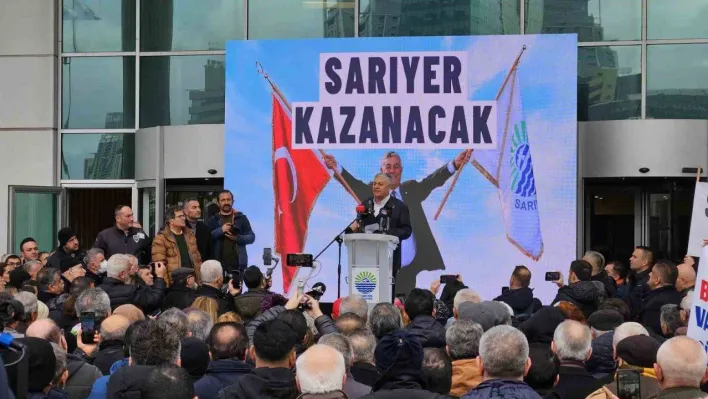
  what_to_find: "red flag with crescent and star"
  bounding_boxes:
[272,93,330,292]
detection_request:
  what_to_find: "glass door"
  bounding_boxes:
[9,186,64,254]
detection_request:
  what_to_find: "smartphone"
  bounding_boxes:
[502,286,510,295]
[440,275,457,284]
[545,272,561,281]
[287,253,314,267]
[263,248,273,266]
[616,369,641,399]
[232,270,242,288]
[80,312,96,345]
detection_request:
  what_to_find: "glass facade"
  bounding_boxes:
[140,0,245,51]
[140,55,226,128]
[62,0,136,52]
[59,0,708,181]
[62,134,135,180]
[62,56,136,129]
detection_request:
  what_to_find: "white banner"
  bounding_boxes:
[687,246,708,351]
[687,182,708,256]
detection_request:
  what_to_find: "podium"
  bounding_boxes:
[343,233,399,308]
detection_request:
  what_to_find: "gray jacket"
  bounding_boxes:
[65,355,103,399]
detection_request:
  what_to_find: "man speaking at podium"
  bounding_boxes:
[346,173,412,295]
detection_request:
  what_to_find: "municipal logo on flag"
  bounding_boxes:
[510,121,536,198]
[354,271,377,294]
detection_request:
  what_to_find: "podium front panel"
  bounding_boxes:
[343,234,398,308]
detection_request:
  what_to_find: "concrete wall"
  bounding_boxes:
[135,127,159,181]
[162,124,224,179]
[580,120,708,178]
[0,0,57,254]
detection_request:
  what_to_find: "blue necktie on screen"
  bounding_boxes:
[392,189,415,267]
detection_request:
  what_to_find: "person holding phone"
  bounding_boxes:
[494,266,536,316]
[206,190,256,278]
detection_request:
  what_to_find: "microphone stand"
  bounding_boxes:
[314,217,359,299]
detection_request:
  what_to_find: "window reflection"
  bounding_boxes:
[140,55,225,128]
[359,0,519,37]
[62,0,136,52]
[249,0,355,39]
[648,0,708,40]
[525,0,640,41]
[647,44,708,119]
[62,134,135,180]
[578,46,641,121]
[62,57,136,129]
[141,0,244,51]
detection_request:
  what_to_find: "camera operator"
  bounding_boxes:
[233,266,272,323]
[206,190,255,278]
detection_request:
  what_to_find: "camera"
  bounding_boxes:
[287,253,314,267]
[230,224,241,236]
[207,169,218,175]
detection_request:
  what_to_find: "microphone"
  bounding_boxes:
[355,204,367,215]
[0,332,25,351]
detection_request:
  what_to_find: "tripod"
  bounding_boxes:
[313,217,358,299]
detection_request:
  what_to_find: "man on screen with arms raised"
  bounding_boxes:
[324,149,471,295]
[347,173,412,293]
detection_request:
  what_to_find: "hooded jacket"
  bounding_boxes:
[405,315,446,348]
[552,281,605,318]
[461,379,542,399]
[216,367,298,399]
[194,359,253,399]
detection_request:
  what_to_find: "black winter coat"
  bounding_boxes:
[163,283,199,310]
[194,359,253,399]
[406,315,446,348]
[216,367,297,399]
[552,281,605,318]
[461,379,542,399]
[196,284,234,316]
[639,285,683,335]
[99,277,166,313]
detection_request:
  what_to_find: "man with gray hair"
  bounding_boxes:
[319,333,371,399]
[659,304,683,338]
[185,308,214,341]
[653,336,707,397]
[14,291,38,330]
[344,172,412,297]
[461,325,539,399]
[23,259,43,280]
[340,295,368,323]
[99,253,167,312]
[159,308,189,338]
[368,302,402,340]
[446,320,484,396]
[296,344,347,399]
[551,320,602,399]
[84,248,106,285]
[348,329,378,387]
[583,250,616,299]
[197,260,239,316]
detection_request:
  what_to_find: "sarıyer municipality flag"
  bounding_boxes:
[272,93,331,291]
[472,67,543,260]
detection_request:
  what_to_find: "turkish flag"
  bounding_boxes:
[272,94,330,292]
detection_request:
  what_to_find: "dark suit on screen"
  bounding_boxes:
[346,195,412,291]
[339,164,454,295]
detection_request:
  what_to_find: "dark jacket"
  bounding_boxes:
[362,377,452,399]
[196,284,234,316]
[494,287,535,315]
[344,372,372,399]
[554,361,603,399]
[351,362,379,387]
[586,331,616,380]
[38,290,60,305]
[217,367,298,399]
[461,379,542,399]
[656,386,706,399]
[195,359,253,399]
[93,340,125,376]
[187,220,214,262]
[99,277,166,313]
[639,285,683,335]
[206,212,255,269]
[49,308,79,354]
[27,389,70,399]
[625,268,651,318]
[46,247,80,270]
[519,306,567,345]
[163,283,199,311]
[106,365,155,399]
[233,288,272,322]
[552,281,605,318]
[93,226,152,265]
[84,270,104,286]
[65,354,103,399]
[406,315,446,348]
[591,271,617,299]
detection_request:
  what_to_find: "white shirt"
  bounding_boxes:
[373,194,390,216]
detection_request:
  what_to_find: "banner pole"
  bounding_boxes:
[433,45,527,220]
[256,62,361,204]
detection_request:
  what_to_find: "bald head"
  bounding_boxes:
[296,344,346,394]
[656,336,707,389]
[26,318,64,346]
[676,263,696,293]
[100,315,130,341]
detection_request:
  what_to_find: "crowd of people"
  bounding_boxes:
[0,194,705,399]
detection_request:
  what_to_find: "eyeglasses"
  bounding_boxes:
[6,262,20,266]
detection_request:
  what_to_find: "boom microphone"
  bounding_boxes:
[0,332,25,351]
